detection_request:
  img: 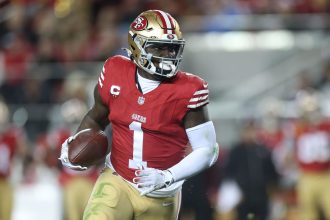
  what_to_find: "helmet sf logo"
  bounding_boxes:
[131,16,148,31]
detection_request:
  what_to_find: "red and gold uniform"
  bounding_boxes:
[99,56,208,183]
[84,55,209,220]
[0,126,25,220]
[36,128,98,220]
[294,120,330,220]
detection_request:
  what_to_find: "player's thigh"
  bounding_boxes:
[0,179,13,220]
[134,191,181,220]
[64,177,94,220]
[297,174,318,220]
[319,172,330,219]
[83,169,133,220]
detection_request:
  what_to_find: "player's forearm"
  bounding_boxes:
[168,144,218,182]
[168,121,219,182]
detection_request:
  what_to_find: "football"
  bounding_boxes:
[68,129,109,167]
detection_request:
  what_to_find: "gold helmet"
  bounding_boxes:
[295,89,323,123]
[127,10,185,78]
[296,90,320,114]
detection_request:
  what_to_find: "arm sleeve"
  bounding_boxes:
[168,121,219,182]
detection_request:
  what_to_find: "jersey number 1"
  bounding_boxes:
[129,121,148,169]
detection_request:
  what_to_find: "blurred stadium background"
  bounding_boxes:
[1,0,330,220]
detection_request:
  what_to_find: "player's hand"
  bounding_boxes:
[58,136,88,171]
[133,166,174,196]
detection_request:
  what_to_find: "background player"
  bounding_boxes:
[59,9,219,220]
[293,90,330,220]
[0,98,28,220]
[35,98,99,220]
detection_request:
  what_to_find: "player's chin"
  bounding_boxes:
[153,73,169,82]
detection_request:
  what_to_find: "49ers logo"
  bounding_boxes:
[131,16,148,31]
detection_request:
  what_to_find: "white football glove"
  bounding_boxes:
[133,166,174,196]
[58,135,88,171]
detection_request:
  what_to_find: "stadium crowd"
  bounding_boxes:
[1,1,330,220]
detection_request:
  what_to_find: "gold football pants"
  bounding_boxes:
[63,176,94,220]
[83,168,181,220]
[297,171,330,220]
[0,178,13,220]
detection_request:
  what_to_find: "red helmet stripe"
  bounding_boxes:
[167,13,175,32]
[154,10,173,34]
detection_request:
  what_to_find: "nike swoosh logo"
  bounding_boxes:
[162,202,174,207]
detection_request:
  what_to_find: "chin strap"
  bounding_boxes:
[126,45,177,78]
[147,58,176,78]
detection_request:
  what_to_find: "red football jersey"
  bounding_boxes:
[0,127,23,178]
[98,56,209,182]
[257,129,284,151]
[35,127,71,168]
[295,120,330,172]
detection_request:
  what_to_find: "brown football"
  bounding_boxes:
[68,129,109,167]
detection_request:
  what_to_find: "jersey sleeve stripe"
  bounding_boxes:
[98,78,103,88]
[187,100,209,109]
[193,89,209,95]
[189,95,208,102]
[100,71,105,81]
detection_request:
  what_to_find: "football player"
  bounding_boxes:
[293,90,330,220]
[0,99,28,220]
[59,10,219,220]
[35,99,99,220]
